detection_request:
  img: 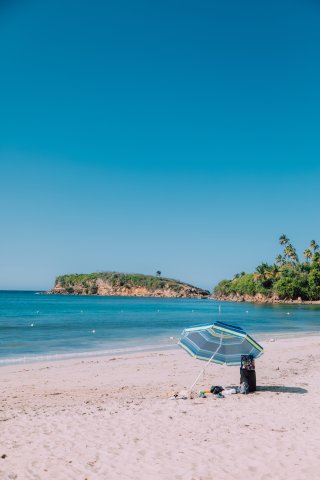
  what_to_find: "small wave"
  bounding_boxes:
[0,343,178,366]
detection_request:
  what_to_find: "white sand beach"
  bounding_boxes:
[1,335,320,480]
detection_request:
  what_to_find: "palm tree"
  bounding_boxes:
[254,263,273,281]
[303,249,312,262]
[275,254,284,266]
[284,245,291,259]
[313,252,320,265]
[254,263,278,289]
[310,240,319,252]
[156,270,161,277]
[279,234,289,246]
[284,244,299,264]
[254,265,265,282]
[271,264,281,279]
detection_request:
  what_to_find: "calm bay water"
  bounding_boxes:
[1,290,320,365]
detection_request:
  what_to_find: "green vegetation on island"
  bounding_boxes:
[214,236,320,301]
[52,272,210,298]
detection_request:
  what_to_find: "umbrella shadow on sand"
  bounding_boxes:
[256,386,308,394]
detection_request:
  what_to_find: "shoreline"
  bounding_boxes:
[212,294,320,304]
[1,330,320,369]
[0,342,179,368]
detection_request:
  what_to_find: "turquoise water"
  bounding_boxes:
[1,291,320,365]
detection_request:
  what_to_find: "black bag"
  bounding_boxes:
[240,355,256,392]
[210,385,224,394]
[240,369,256,392]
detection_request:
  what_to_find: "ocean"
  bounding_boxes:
[1,290,320,365]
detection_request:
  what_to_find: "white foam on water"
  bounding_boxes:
[0,342,178,367]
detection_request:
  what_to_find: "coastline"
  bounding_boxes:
[1,329,320,368]
[2,331,319,372]
[212,293,320,304]
[2,334,320,480]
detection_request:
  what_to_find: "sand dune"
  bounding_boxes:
[1,336,320,479]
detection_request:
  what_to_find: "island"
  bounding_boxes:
[48,272,210,298]
[213,235,320,304]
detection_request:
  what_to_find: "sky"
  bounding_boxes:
[0,0,320,291]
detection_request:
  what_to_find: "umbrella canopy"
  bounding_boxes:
[178,320,263,366]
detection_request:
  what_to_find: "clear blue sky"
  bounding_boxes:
[0,0,320,290]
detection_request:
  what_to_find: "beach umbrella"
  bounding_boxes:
[178,320,263,392]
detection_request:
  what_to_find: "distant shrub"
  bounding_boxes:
[214,275,257,296]
[213,280,233,295]
[232,274,257,296]
[307,266,320,300]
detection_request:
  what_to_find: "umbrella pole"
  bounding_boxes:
[189,334,223,394]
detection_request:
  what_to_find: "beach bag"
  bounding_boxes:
[240,369,256,392]
[240,355,256,392]
[210,385,224,394]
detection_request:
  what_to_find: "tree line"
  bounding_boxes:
[214,236,320,300]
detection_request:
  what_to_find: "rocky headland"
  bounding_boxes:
[48,272,210,298]
[213,292,320,304]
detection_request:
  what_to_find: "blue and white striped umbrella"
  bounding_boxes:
[178,320,263,366]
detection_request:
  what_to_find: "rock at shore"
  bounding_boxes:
[48,272,210,298]
[212,292,320,304]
